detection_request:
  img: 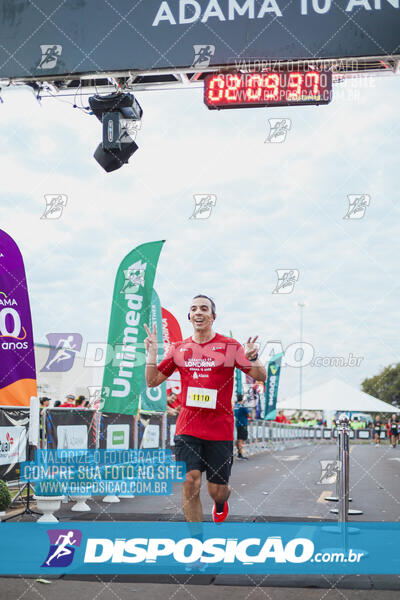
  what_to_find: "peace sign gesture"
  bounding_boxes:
[244,336,259,361]
[144,323,158,355]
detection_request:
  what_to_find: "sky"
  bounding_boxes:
[0,72,399,399]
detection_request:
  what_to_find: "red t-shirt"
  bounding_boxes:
[157,333,253,441]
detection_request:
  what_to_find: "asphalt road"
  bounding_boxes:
[51,439,399,522]
[1,440,399,599]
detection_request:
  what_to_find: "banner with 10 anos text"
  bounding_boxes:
[101,241,165,416]
[0,229,37,407]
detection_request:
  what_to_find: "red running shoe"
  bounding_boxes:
[212,501,229,523]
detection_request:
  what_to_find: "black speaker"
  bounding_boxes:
[93,141,138,173]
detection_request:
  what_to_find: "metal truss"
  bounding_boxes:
[0,55,399,99]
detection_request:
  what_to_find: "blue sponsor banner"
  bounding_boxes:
[264,353,283,420]
[0,523,398,575]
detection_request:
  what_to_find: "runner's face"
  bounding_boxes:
[189,297,214,332]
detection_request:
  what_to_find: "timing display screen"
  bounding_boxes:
[204,70,332,110]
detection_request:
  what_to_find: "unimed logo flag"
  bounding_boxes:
[101,241,165,415]
[0,229,37,406]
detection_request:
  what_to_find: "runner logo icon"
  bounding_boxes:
[42,529,82,567]
[272,270,299,294]
[318,460,340,485]
[190,194,217,220]
[192,45,215,68]
[41,194,67,219]
[41,333,83,372]
[265,119,291,143]
[344,194,370,219]
[38,45,62,69]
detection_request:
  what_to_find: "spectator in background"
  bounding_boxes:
[275,411,290,424]
[75,395,88,408]
[54,400,61,407]
[167,392,180,416]
[39,397,50,447]
[234,395,249,460]
[60,394,75,408]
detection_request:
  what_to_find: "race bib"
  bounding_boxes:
[186,387,217,409]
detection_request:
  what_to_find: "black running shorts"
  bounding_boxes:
[174,434,233,485]
[236,425,248,441]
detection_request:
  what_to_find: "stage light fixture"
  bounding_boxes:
[88,92,143,172]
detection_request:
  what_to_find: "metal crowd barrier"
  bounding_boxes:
[241,421,339,455]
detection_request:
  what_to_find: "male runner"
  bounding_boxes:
[145,295,266,523]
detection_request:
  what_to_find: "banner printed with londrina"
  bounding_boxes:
[101,240,165,415]
[140,289,167,413]
[0,229,37,406]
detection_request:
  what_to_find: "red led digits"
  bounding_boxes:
[246,74,263,101]
[224,73,241,102]
[305,71,320,96]
[287,72,303,100]
[263,73,280,101]
[204,69,331,109]
[207,75,225,103]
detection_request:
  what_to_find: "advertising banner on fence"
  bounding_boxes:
[137,413,164,449]
[141,290,167,413]
[161,306,182,396]
[0,407,29,482]
[98,413,135,450]
[0,229,37,406]
[101,241,165,416]
[44,409,96,449]
[264,353,283,420]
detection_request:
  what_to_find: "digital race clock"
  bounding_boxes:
[204,70,332,110]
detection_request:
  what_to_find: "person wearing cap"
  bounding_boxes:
[60,394,76,408]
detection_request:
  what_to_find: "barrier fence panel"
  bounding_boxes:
[98,413,135,450]
[44,408,97,449]
[252,422,258,451]
[137,413,164,449]
[0,406,29,483]
[165,414,178,449]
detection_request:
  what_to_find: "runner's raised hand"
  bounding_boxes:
[144,323,157,354]
[244,336,259,361]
